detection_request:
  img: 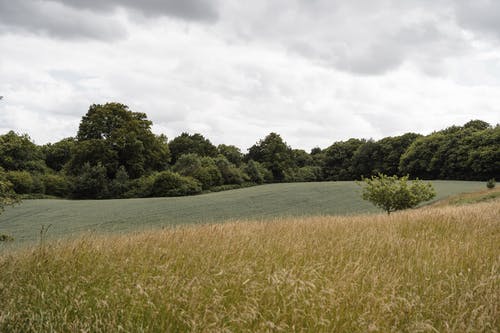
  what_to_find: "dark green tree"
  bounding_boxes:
[169,133,217,163]
[71,162,109,199]
[0,131,46,172]
[323,138,365,180]
[42,138,76,172]
[70,103,170,179]
[217,144,243,166]
[246,133,295,182]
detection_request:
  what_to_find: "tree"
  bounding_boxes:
[71,162,110,199]
[323,138,365,180]
[0,168,20,213]
[358,173,436,214]
[71,103,170,179]
[217,144,243,166]
[169,133,217,163]
[42,137,76,172]
[0,131,46,172]
[246,132,295,182]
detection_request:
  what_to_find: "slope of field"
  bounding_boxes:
[1,198,498,332]
[0,181,485,245]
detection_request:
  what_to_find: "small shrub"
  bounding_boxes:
[358,173,436,214]
[151,171,202,197]
[0,234,14,242]
[486,178,496,189]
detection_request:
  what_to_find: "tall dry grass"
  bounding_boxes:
[1,200,499,332]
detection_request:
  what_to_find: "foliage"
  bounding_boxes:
[150,171,202,197]
[0,169,20,213]
[323,138,365,180]
[0,234,14,241]
[0,131,46,172]
[41,174,71,197]
[109,166,130,198]
[71,162,109,199]
[399,121,498,180]
[42,138,76,172]
[169,133,217,163]
[6,171,34,194]
[358,173,436,214]
[247,132,295,182]
[486,178,496,189]
[243,160,270,184]
[215,155,247,184]
[217,144,243,166]
[71,103,170,179]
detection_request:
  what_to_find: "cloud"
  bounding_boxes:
[454,0,500,41]
[0,0,126,40]
[54,0,219,21]
[0,0,218,40]
[216,0,471,75]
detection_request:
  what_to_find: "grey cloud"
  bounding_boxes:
[222,0,469,75]
[54,0,219,21]
[0,0,218,40]
[0,0,126,40]
[455,0,500,40]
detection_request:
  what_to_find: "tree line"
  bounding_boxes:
[0,103,497,199]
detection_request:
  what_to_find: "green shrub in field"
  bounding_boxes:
[124,173,156,198]
[215,155,247,185]
[486,178,496,189]
[151,171,202,197]
[6,170,34,194]
[42,174,71,197]
[287,166,322,182]
[71,162,109,199]
[358,173,436,214]
[109,166,131,198]
[0,168,20,213]
[244,160,272,184]
[173,154,223,190]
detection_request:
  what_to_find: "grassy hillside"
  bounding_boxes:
[0,181,485,245]
[1,198,498,332]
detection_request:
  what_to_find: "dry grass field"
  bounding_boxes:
[1,194,499,332]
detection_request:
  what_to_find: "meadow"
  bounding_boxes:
[0,192,498,332]
[0,180,485,246]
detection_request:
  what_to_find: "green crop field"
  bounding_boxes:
[0,181,485,247]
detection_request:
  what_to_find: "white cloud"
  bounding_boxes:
[0,0,499,152]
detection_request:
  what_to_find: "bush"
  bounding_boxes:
[358,173,436,214]
[287,166,322,182]
[71,162,110,199]
[0,234,14,242]
[0,168,20,213]
[151,171,202,197]
[486,178,496,189]
[6,171,34,194]
[124,174,156,198]
[42,174,71,197]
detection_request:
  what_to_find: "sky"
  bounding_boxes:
[1,0,499,151]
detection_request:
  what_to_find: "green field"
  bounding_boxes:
[0,181,485,246]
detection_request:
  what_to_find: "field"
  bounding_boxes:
[0,181,486,246]
[0,194,499,332]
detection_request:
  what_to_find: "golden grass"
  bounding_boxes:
[1,200,499,332]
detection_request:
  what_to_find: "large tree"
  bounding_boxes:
[246,133,295,182]
[69,103,170,179]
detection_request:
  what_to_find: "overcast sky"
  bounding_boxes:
[1,0,499,151]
